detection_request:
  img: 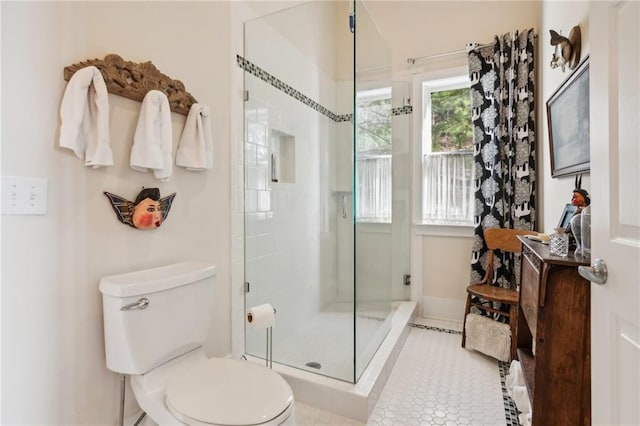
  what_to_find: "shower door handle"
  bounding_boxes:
[271,154,278,183]
[342,195,348,219]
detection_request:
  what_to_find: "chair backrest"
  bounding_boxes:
[484,228,538,254]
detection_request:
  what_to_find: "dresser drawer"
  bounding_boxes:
[520,246,540,340]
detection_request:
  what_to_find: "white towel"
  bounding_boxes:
[512,385,532,416]
[59,65,113,168]
[176,103,213,171]
[464,312,511,362]
[506,360,525,390]
[520,411,532,426]
[130,90,173,181]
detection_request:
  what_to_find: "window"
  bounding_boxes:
[356,87,392,223]
[420,73,474,226]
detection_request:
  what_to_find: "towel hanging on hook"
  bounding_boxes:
[63,54,198,116]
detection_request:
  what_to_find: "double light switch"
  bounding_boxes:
[1,176,48,215]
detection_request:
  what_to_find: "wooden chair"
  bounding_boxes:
[461,228,537,361]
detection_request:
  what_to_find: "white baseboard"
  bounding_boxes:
[422,296,465,323]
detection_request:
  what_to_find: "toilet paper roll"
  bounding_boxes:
[247,303,275,328]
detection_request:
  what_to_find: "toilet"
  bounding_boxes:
[99,262,295,426]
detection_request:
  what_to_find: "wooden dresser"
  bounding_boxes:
[517,236,591,426]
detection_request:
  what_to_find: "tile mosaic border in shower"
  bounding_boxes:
[237,55,412,123]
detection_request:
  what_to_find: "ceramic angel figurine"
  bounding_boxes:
[104,187,176,230]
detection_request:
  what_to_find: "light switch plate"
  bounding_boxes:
[1,176,48,215]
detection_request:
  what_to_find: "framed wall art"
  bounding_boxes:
[546,56,590,178]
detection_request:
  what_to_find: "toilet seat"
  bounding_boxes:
[165,358,294,426]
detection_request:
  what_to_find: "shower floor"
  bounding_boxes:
[266,302,394,382]
[249,301,416,422]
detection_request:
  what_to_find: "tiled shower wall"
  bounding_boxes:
[242,68,413,350]
[238,2,412,358]
[244,77,341,346]
[240,3,350,346]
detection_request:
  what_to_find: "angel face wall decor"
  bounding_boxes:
[104,187,176,230]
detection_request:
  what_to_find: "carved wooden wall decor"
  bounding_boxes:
[63,54,197,116]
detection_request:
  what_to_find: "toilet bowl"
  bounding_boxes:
[99,262,295,426]
[131,348,294,426]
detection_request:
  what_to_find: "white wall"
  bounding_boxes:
[421,235,474,321]
[539,1,590,233]
[365,1,542,75]
[1,2,231,423]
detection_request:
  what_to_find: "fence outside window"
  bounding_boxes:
[422,150,474,225]
[356,154,392,223]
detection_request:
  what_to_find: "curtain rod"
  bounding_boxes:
[406,46,484,65]
[407,34,537,65]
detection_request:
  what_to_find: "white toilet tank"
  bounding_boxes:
[99,262,216,375]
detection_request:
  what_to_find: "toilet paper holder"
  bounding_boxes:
[247,306,276,369]
[246,306,276,322]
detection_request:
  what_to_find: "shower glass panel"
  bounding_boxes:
[243,0,395,384]
[354,0,393,380]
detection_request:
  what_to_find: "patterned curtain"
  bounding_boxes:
[468,29,536,295]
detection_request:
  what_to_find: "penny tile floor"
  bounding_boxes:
[295,317,518,426]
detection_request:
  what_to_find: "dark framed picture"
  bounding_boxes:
[557,203,578,231]
[546,56,590,178]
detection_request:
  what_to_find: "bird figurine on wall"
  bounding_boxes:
[550,26,581,72]
[104,187,176,230]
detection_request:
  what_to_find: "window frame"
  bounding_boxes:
[412,66,475,236]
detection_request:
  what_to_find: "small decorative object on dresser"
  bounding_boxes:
[557,203,578,233]
[549,228,569,257]
[580,205,591,258]
[568,175,591,253]
[570,213,583,254]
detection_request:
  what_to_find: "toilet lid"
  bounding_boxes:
[166,358,293,426]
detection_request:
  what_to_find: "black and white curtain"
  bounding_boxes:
[468,29,536,292]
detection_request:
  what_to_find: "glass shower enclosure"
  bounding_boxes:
[243,1,404,383]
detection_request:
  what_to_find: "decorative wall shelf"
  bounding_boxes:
[63,54,197,116]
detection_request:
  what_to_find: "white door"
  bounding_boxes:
[588,2,640,425]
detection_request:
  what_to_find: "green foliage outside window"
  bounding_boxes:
[356,98,392,155]
[431,88,472,152]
